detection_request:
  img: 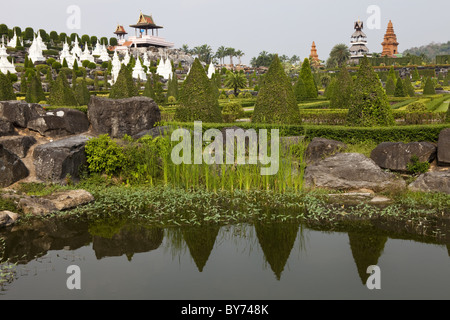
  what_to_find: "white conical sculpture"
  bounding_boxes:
[7,30,17,48]
[0,41,16,74]
[156,58,164,76]
[99,44,110,62]
[60,38,72,66]
[36,31,47,51]
[71,37,82,58]
[207,62,215,79]
[110,51,122,84]
[28,34,45,63]
[92,40,102,56]
[80,42,95,63]
[132,56,147,81]
[143,53,150,68]
[162,58,173,80]
[123,50,130,66]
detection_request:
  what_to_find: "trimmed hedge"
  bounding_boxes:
[167,121,450,144]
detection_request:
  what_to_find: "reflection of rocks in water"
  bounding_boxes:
[348,232,387,285]
[183,226,220,272]
[255,222,299,280]
[0,218,91,264]
[92,225,163,261]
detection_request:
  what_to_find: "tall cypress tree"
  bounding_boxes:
[412,67,420,81]
[330,65,353,109]
[20,72,27,93]
[394,76,407,97]
[25,73,46,103]
[299,58,317,99]
[252,55,301,124]
[423,77,436,95]
[48,70,78,106]
[346,56,394,127]
[385,76,396,96]
[293,77,307,102]
[0,72,16,100]
[403,76,415,97]
[167,72,179,100]
[174,58,222,123]
[74,77,90,105]
[143,75,155,99]
[109,64,138,99]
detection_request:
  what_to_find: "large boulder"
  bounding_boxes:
[0,145,29,187]
[27,109,90,138]
[132,126,172,140]
[88,96,161,138]
[0,135,36,158]
[0,101,45,128]
[305,137,347,166]
[437,129,450,166]
[370,142,437,172]
[0,118,15,136]
[304,153,406,192]
[33,135,90,183]
[408,172,450,194]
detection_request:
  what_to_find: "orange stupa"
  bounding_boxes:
[381,20,399,57]
[310,41,320,66]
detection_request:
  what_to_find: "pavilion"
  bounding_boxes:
[113,12,174,53]
[349,20,372,64]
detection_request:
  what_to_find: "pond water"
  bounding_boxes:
[1,217,450,300]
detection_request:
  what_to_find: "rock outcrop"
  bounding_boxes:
[408,171,450,194]
[0,101,45,128]
[0,145,29,187]
[305,137,347,166]
[437,129,450,166]
[0,135,36,158]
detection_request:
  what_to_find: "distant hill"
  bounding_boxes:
[403,41,450,59]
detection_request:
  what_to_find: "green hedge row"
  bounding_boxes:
[167,121,450,144]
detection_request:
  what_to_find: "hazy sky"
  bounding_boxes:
[2,0,449,64]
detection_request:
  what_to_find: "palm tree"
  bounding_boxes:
[180,44,191,54]
[235,50,244,65]
[216,46,227,65]
[224,71,247,95]
[225,47,236,66]
[329,44,351,67]
[193,44,213,64]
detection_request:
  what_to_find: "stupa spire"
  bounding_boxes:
[381,20,399,57]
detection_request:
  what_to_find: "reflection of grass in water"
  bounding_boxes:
[0,238,17,292]
[348,232,387,285]
[254,222,300,280]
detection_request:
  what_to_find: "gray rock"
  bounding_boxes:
[18,189,94,216]
[0,145,29,187]
[304,153,406,192]
[0,118,15,136]
[370,141,437,172]
[437,129,450,166]
[305,137,347,166]
[33,135,90,183]
[408,171,450,194]
[27,109,90,138]
[133,126,172,140]
[88,96,161,138]
[0,211,15,228]
[0,101,45,128]
[0,135,36,158]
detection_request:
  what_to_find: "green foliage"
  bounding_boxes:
[109,64,138,99]
[299,58,317,99]
[74,77,91,105]
[252,55,301,124]
[447,103,450,123]
[346,56,394,127]
[403,77,416,97]
[330,65,353,109]
[423,77,436,95]
[385,76,396,96]
[224,71,247,95]
[166,73,179,100]
[412,68,420,81]
[324,77,337,100]
[175,58,222,123]
[222,101,245,122]
[394,77,407,97]
[407,101,427,112]
[62,58,68,68]
[293,77,307,102]
[0,72,16,101]
[48,70,78,106]
[407,155,430,174]
[85,134,126,175]
[25,73,45,103]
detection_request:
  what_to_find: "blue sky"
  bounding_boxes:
[2,0,449,64]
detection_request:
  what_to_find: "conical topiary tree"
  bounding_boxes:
[48,70,78,106]
[174,58,222,122]
[109,64,138,99]
[385,76,396,96]
[324,77,337,100]
[394,76,407,97]
[403,77,415,97]
[143,75,155,99]
[74,77,91,105]
[346,56,394,127]
[25,73,46,103]
[299,58,317,99]
[412,67,420,81]
[252,55,301,124]
[293,77,307,102]
[0,71,16,101]
[330,65,353,109]
[166,72,179,101]
[423,77,436,95]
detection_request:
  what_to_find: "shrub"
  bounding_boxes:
[293,77,307,102]
[219,93,227,100]
[330,65,353,108]
[299,58,317,99]
[228,94,235,99]
[109,64,138,99]
[174,58,222,123]
[407,155,430,174]
[406,101,427,112]
[385,76,396,96]
[244,92,253,99]
[25,73,46,103]
[73,77,91,105]
[85,134,126,175]
[423,77,436,95]
[0,72,16,100]
[222,101,245,122]
[48,70,78,106]
[394,77,407,97]
[252,55,301,124]
[167,96,177,104]
[403,77,415,97]
[346,56,394,127]
[52,61,62,70]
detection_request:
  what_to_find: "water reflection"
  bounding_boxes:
[182,225,220,272]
